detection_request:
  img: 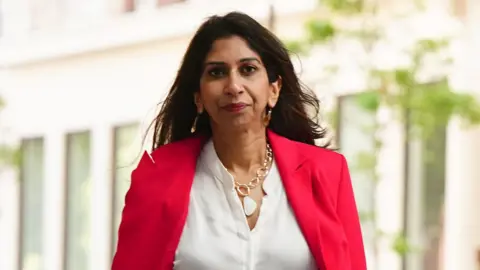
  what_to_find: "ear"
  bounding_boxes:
[193,92,204,113]
[268,76,282,108]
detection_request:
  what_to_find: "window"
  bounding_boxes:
[420,126,446,270]
[20,138,45,270]
[337,94,377,267]
[65,132,92,270]
[405,124,446,270]
[111,124,141,253]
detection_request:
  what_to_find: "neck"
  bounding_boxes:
[211,127,268,173]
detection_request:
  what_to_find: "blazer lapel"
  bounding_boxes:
[267,130,326,269]
[148,136,207,269]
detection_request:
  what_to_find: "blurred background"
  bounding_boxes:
[0,0,479,269]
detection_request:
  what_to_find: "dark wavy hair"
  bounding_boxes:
[150,11,329,151]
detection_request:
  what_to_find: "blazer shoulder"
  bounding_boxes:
[293,140,345,168]
[291,140,348,196]
[292,141,350,209]
[149,135,207,161]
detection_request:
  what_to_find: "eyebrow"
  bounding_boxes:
[204,57,261,66]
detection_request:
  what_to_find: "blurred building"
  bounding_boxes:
[0,0,478,270]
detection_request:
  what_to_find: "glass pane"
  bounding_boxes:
[337,94,376,265]
[20,138,45,270]
[422,126,446,270]
[112,124,141,251]
[405,124,446,270]
[65,132,92,270]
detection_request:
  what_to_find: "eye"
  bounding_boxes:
[207,67,227,78]
[240,65,257,75]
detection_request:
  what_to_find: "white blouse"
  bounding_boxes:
[173,140,317,270]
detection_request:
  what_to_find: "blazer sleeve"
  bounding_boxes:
[336,155,367,269]
[112,152,159,270]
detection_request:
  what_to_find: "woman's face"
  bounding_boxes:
[195,35,281,131]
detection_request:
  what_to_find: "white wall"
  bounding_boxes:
[0,0,316,66]
[442,1,480,268]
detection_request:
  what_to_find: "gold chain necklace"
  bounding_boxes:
[233,143,273,217]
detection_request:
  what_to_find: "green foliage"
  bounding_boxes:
[284,19,336,53]
[406,82,480,137]
[358,210,375,222]
[381,77,477,136]
[285,40,308,54]
[0,145,21,168]
[391,233,415,255]
[354,151,377,174]
[362,37,480,138]
[306,20,336,43]
[414,38,450,54]
[293,0,480,263]
[322,0,365,14]
[356,91,380,112]
[455,94,480,123]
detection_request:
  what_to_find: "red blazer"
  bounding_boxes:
[112,130,366,270]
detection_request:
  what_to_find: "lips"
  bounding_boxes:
[222,103,247,112]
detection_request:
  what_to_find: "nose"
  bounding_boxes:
[224,72,244,96]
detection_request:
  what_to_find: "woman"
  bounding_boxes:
[112,12,366,270]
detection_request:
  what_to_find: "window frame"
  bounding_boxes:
[110,122,141,257]
[18,137,46,270]
[63,130,92,270]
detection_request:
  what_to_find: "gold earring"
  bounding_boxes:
[263,107,272,126]
[191,113,200,133]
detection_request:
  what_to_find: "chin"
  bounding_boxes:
[220,121,252,132]
[212,115,260,132]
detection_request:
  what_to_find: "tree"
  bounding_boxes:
[286,0,480,268]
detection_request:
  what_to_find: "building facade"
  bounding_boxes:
[0,0,478,270]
